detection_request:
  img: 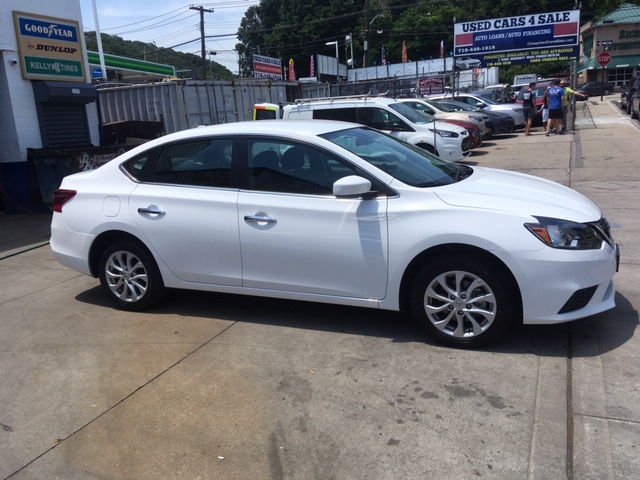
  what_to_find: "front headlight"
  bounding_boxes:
[524,216,604,249]
[429,129,459,138]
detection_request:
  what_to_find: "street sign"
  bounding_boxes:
[597,40,614,46]
[597,51,612,66]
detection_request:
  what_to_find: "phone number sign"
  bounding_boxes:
[454,10,580,67]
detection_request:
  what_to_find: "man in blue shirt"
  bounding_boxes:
[519,81,537,136]
[546,79,565,136]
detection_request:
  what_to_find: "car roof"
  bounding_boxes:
[123,120,363,152]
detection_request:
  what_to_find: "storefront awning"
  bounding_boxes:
[578,54,640,73]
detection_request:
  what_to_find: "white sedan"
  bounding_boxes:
[51,121,619,348]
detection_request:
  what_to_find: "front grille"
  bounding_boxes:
[558,286,598,314]
[461,136,471,151]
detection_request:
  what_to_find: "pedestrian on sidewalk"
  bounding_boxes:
[540,86,550,132]
[520,81,537,136]
[560,80,574,134]
[546,79,565,136]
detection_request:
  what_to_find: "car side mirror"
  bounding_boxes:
[333,175,372,198]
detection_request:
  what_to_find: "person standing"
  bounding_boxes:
[546,79,565,136]
[520,81,537,136]
[560,80,574,134]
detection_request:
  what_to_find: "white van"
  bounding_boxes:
[259,96,471,161]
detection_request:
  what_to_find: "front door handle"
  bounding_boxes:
[244,214,277,224]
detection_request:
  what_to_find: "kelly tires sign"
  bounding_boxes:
[454,10,580,68]
[13,11,87,82]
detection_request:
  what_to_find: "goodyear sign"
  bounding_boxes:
[454,10,580,68]
[13,11,86,82]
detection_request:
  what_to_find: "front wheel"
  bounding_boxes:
[410,257,516,348]
[99,241,165,311]
[603,89,611,95]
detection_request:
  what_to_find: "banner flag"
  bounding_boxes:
[289,58,296,81]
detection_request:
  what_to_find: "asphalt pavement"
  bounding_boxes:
[0,96,638,479]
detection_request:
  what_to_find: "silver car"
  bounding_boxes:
[428,93,525,129]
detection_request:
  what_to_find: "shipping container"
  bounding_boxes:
[97,79,326,136]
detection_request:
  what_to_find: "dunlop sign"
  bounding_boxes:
[13,11,86,82]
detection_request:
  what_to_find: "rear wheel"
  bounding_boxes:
[603,88,611,95]
[99,241,165,311]
[410,256,516,348]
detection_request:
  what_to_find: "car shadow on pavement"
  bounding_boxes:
[75,287,637,356]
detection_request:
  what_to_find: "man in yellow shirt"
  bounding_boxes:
[560,80,574,134]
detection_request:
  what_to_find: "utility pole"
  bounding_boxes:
[190,5,214,79]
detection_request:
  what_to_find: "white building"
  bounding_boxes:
[1,0,99,213]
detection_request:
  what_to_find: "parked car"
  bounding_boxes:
[50,120,619,348]
[620,78,640,114]
[455,57,482,70]
[397,98,492,139]
[428,92,525,129]
[434,99,515,134]
[281,97,471,161]
[576,81,615,97]
[479,84,514,103]
[511,83,529,102]
[631,89,640,120]
[397,100,483,148]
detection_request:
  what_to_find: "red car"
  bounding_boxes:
[438,119,483,149]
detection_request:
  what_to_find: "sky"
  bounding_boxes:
[78,0,260,74]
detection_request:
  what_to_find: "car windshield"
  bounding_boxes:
[425,100,455,112]
[472,95,498,105]
[321,127,470,187]
[388,102,436,124]
[436,100,480,112]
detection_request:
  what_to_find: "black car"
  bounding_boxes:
[620,78,640,115]
[577,81,615,97]
[434,99,515,134]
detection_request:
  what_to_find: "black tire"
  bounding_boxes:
[98,241,165,311]
[410,256,516,348]
[417,143,438,156]
[603,89,610,96]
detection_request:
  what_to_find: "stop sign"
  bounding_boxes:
[598,51,611,66]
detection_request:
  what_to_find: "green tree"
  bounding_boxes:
[84,32,235,80]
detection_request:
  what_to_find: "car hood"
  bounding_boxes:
[434,167,601,221]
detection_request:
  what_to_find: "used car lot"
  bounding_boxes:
[2,99,639,480]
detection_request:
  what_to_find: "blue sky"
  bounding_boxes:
[78,0,259,74]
